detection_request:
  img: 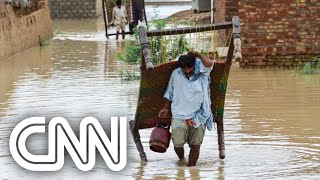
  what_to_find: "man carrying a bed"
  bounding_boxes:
[158,51,214,166]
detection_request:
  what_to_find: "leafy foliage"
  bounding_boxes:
[116,6,189,65]
[295,56,320,75]
[303,57,319,75]
[116,40,141,64]
[150,34,189,64]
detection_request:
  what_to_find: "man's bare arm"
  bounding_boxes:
[158,98,172,118]
[189,51,213,67]
[196,52,214,68]
[163,98,171,109]
[111,8,115,24]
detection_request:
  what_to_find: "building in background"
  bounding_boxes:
[215,0,320,67]
[49,0,103,19]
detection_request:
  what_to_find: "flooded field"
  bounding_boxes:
[0,6,320,179]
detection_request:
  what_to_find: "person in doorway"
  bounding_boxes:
[129,1,144,32]
[111,0,128,40]
[158,51,214,166]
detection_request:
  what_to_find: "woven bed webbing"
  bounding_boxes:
[133,61,227,130]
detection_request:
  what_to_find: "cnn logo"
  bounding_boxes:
[10,117,127,171]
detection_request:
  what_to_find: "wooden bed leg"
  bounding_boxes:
[217,120,225,159]
[232,16,242,61]
[129,120,148,162]
[138,26,154,70]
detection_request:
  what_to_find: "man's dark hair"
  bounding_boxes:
[178,54,196,68]
[116,0,122,6]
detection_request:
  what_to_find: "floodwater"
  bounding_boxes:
[1,5,320,180]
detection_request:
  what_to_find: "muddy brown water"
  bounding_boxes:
[0,7,320,179]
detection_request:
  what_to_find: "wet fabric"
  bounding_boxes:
[164,59,214,130]
[171,118,205,147]
[116,23,125,32]
[112,5,127,25]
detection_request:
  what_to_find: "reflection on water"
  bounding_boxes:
[0,16,320,179]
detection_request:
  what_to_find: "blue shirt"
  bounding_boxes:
[164,59,214,131]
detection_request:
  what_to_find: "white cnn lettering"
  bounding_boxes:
[9,117,127,171]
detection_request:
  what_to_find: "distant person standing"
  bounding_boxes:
[111,0,128,40]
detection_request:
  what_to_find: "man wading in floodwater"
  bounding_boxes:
[111,0,128,40]
[158,51,214,166]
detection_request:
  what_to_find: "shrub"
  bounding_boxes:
[303,57,319,75]
[116,40,141,64]
[116,6,189,65]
